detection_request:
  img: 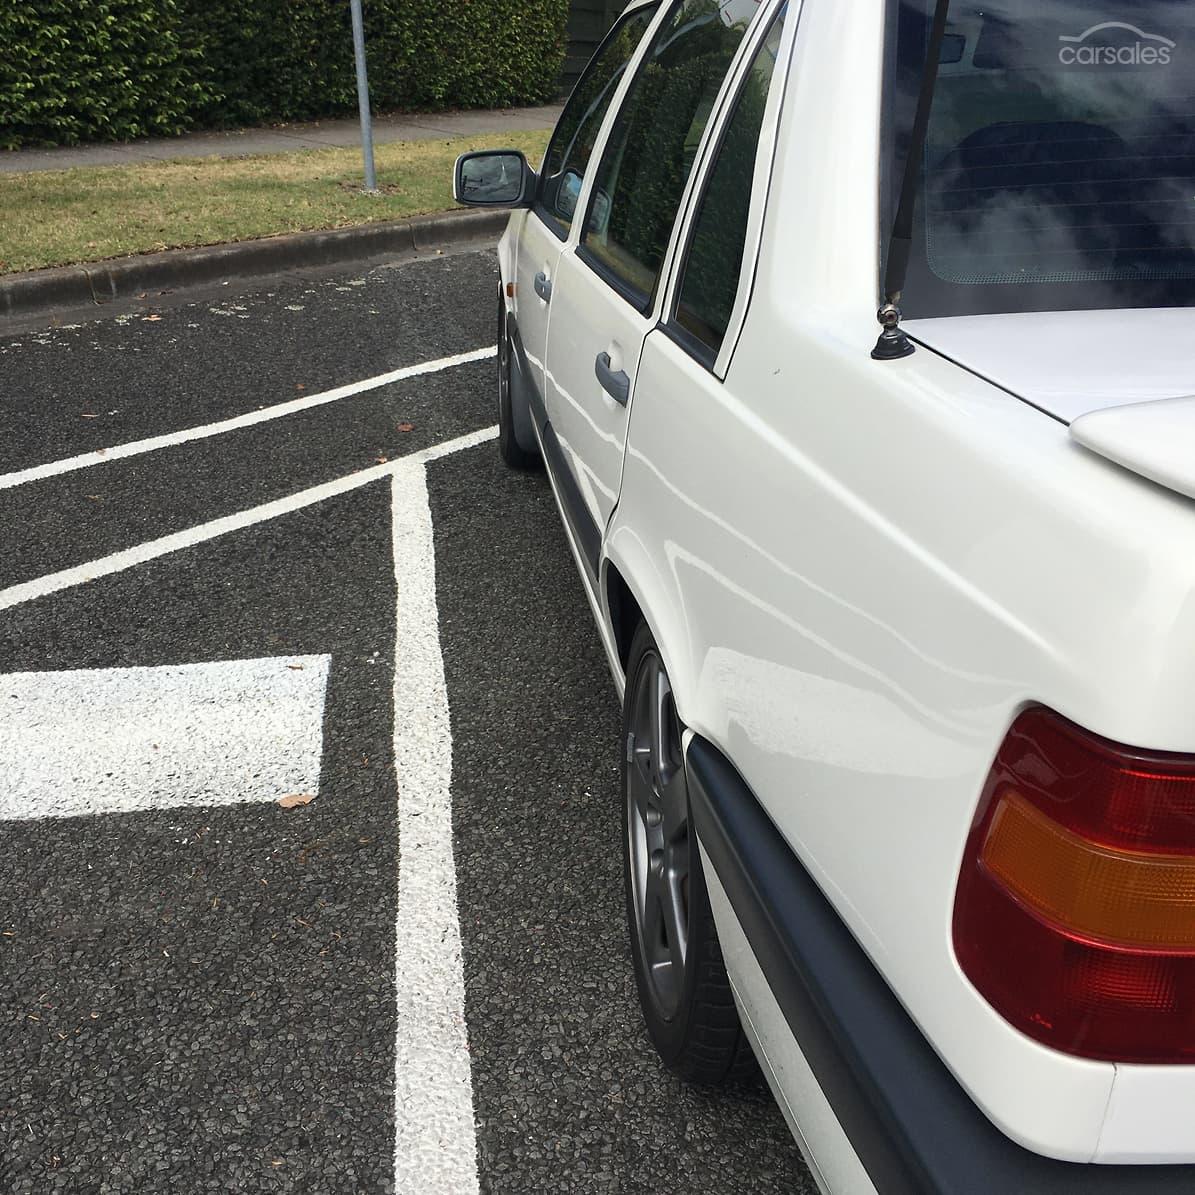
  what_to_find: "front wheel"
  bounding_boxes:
[622,622,756,1085]
[497,287,540,470]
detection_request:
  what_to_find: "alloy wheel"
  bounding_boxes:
[626,650,690,1020]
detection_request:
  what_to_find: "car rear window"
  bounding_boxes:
[889,0,1195,317]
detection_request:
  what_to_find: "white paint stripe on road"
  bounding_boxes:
[0,655,329,821]
[0,346,497,492]
[390,465,479,1194]
[0,426,499,613]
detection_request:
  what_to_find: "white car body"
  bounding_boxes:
[476,0,1195,1188]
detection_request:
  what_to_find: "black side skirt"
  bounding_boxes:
[686,735,1195,1195]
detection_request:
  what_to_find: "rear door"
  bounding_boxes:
[512,2,659,400]
[541,0,767,570]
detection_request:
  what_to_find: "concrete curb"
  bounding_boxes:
[0,208,507,321]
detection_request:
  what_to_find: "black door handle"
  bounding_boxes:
[534,271,552,302]
[595,352,630,406]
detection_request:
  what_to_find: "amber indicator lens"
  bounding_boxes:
[982,792,1195,952]
[954,707,1195,1063]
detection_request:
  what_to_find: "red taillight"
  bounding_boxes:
[953,707,1195,1063]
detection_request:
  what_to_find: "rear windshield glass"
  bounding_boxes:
[888,0,1195,317]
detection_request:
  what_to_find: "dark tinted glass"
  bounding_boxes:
[890,0,1195,317]
[675,7,785,360]
[582,0,763,307]
[537,6,657,240]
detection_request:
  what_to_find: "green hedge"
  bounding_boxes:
[0,0,569,149]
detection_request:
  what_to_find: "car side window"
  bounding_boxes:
[580,0,764,310]
[673,5,786,364]
[536,6,659,241]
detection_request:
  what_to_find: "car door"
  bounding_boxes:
[512,2,660,400]
[541,0,768,569]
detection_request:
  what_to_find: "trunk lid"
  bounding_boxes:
[905,309,1195,499]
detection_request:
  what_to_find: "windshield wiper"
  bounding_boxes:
[873,0,953,360]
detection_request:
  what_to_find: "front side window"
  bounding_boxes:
[581,0,764,309]
[537,6,658,240]
[889,0,1195,317]
[674,6,787,362]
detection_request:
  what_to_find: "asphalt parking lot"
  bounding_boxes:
[0,244,810,1194]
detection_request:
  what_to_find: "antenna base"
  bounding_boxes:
[871,303,915,361]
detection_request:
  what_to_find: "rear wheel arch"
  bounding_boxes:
[605,560,644,676]
[601,544,695,727]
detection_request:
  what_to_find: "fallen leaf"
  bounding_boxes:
[295,383,305,391]
[374,455,388,465]
[396,422,414,433]
[278,793,316,809]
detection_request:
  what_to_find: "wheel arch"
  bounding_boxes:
[501,302,542,458]
[602,529,696,725]
[604,559,643,676]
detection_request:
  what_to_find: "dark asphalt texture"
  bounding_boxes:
[0,490,398,1194]
[0,252,495,472]
[0,247,809,1193]
[0,360,492,589]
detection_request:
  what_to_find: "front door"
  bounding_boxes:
[543,0,767,548]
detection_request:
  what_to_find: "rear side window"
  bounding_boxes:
[581,0,764,309]
[673,6,787,363]
[537,5,658,240]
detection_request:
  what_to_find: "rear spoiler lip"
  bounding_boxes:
[1070,394,1195,502]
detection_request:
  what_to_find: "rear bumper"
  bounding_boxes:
[686,736,1195,1194]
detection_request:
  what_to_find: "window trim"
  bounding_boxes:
[534,0,665,244]
[660,0,800,379]
[659,317,719,371]
[573,0,776,316]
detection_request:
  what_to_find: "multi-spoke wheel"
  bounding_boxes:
[621,621,757,1085]
[626,642,690,1019]
[496,286,540,470]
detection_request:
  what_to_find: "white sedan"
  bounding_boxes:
[455,0,1195,1189]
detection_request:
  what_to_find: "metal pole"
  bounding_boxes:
[350,0,377,192]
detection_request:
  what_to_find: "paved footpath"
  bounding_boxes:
[0,246,810,1193]
[0,107,563,175]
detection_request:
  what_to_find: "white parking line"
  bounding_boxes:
[0,346,497,492]
[0,426,498,612]
[0,411,493,1186]
[390,465,479,1195]
[0,655,329,821]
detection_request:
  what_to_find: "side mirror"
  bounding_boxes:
[453,150,536,208]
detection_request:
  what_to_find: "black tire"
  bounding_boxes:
[622,621,757,1086]
[497,286,540,470]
